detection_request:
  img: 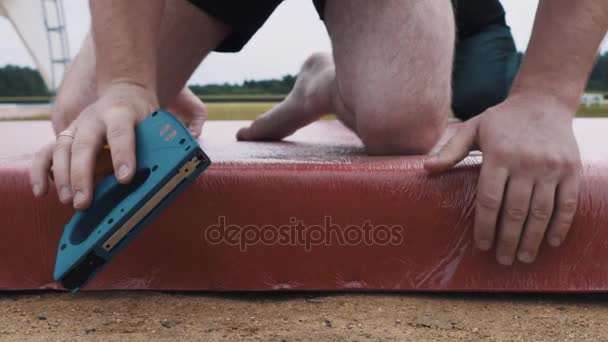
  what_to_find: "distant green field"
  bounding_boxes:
[577,105,608,118]
[206,102,275,120]
[200,95,285,103]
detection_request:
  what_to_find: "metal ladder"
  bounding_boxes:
[41,0,69,92]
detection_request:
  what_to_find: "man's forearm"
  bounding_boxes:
[89,0,165,96]
[510,0,608,111]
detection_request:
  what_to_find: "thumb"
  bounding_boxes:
[169,88,207,138]
[424,123,477,173]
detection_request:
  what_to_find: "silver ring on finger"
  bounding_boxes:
[57,130,76,141]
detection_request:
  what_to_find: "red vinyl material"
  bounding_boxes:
[1,119,607,292]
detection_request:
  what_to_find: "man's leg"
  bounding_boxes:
[452,23,521,121]
[239,0,455,155]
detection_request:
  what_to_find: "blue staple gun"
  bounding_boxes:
[53,110,211,291]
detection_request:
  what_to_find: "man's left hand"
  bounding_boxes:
[425,94,581,265]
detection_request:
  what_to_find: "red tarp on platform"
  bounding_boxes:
[1,120,607,292]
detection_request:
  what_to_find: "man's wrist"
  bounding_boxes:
[98,81,160,110]
[504,87,579,120]
[508,82,581,117]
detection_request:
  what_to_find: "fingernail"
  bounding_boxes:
[478,240,492,251]
[73,191,86,208]
[118,165,130,180]
[498,256,513,266]
[548,237,562,247]
[60,186,72,202]
[518,251,534,264]
[32,184,41,197]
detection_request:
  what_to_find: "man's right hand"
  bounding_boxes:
[30,83,159,210]
[52,84,208,139]
[32,28,208,208]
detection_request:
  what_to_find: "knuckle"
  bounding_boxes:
[529,205,553,221]
[71,139,92,154]
[559,198,578,213]
[519,152,544,169]
[477,193,502,211]
[542,155,562,171]
[555,218,574,230]
[103,104,137,121]
[562,158,582,173]
[504,206,528,221]
[107,124,130,140]
[490,146,513,163]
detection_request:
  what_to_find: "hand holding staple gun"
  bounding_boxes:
[53,110,210,290]
[26,1,209,290]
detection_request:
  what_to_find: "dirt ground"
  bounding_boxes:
[0,292,607,341]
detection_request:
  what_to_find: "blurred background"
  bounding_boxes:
[0,0,607,120]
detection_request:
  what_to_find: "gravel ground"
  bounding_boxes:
[0,292,607,341]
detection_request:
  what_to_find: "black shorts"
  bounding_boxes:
[188,0,327,52]
[187,0,505,52]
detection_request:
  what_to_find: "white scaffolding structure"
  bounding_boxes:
[0,0,70,92]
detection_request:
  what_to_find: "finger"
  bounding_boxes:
[236,100,316,141]
[474,161,509,252]
[29,143,55,197]
[70,118,105,209]
[547,175,580,247]
[517,181,557,263]
[106,114,137,184]
[170,88,207,138]
[495,177,534,266]
[186,105,207,138]
[424,123,477,173]
[183,89,207,138]
[52,135,75,204]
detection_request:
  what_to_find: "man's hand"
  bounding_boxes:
[33,36,208,207]
[53,81,208,139]
[29,0,166,209]
[50,32,208,138]
[425,94,581,265]
[425,0,605,265]
[30,83,158,209]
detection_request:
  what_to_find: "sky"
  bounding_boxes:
[0,0,606,85]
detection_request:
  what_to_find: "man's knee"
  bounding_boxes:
[350,91,449,156]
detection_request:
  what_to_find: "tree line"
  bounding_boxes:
[0,65,49,97]
[1,52,607,97]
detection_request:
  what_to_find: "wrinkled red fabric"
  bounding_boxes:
[0,120,606,292]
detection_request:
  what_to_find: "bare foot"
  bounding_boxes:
[237,52,336,141]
